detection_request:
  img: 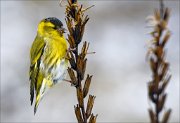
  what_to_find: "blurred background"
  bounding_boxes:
[1,0,179,122]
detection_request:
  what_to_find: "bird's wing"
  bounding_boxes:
[29,36,45,105]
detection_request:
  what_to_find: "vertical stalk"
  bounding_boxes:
[65,0,97,122]
[147,0,171,123]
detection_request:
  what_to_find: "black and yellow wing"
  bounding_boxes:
[29,36,45,105]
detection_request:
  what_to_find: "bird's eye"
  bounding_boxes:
[53,26,57,29]
[44,19,48,22]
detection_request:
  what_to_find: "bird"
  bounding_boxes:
[29,17,68,114]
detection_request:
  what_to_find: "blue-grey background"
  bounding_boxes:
[1,0,179,122]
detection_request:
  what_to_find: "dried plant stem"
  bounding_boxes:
[65,0,97,122]
[147,0,171,123]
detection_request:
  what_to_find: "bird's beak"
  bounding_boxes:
[58,27,66,33]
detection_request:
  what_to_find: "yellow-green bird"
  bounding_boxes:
[29,17,68,114]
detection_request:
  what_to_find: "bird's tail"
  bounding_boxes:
[34,93,41,115]
[34,78,51,115]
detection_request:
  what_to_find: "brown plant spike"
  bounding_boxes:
[65,0,97,122]
[146,1,171,123]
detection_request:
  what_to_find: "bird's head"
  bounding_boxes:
[37,17,66,37]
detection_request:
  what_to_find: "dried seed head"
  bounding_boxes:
[65,0,96,122]
[147,4,171,123]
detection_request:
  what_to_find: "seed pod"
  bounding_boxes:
[154,9,161,22]
[77,55,83,77]
[67,67,77,85]
[67,34,76,49]
[161,30,171,47]
[86,95,95,118]
[83,75,92,98]
[81,41,89,59]
[148,109,156,123]
[162,109,171,123]
[74,105,83,123]
[160,75,171,93]
[156,46,163,59]
[160,63,169,79]
[77,88,83,108]
[81,58,87,80]
[68,51,76,70]
[157,94,167,113]
[89,113,97,123]
[82,15,89,28]
[81,41,87,54]
[163,8,170,24]
[150,58,157,73]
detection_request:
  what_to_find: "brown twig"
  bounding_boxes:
[65,0,97,122]
[146,0,171,123]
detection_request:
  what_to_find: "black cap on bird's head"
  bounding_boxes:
[44,17,63,28]
[38,17,66,35]
[43,17,66,33]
